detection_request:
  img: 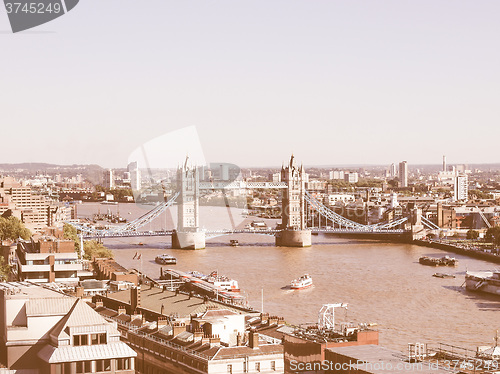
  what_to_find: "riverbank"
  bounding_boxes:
[413,239,500,264]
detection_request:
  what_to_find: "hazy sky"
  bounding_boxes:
[1,1,499,168]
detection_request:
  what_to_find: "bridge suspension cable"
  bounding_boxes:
[67,192,180,235]
[305,191,408,231]
[420,216,440,230]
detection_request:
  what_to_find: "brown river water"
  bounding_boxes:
[77,202,500,353]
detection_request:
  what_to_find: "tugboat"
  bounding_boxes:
[230,240,239,247]
[155,254,177,265]
[419,256,458,267]
[290,274,313,290]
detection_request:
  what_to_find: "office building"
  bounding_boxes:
[16,237,82,284]
[103,169,114,189]
[399,161,408,187]
[454,173,468,202]
[344,172,359,184]
[127,162,141,191]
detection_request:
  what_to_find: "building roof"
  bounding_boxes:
[108,287,253,317]
[38,341,137,363]
[26,297,75,317]
[50,299,120,340]
[327,345,453,374]
[0,282,68,299]
[213,344,283,360]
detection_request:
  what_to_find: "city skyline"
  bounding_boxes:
[2,1,500,167]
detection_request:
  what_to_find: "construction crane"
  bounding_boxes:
[318,303,348,332]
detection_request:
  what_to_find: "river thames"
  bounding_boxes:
[78,203,500,353]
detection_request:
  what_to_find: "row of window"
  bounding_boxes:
[227,361,276,373]
[54,358,130,374]
[73,333,107,346]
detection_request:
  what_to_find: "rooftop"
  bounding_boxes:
[327,345,455,374]
[108,286,256,317]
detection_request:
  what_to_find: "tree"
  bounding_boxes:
[468,189,493,200]
[82,240,114,260]
[485,227,500,245]
[466,229,479,240]
[0,216,31,241]
[0,257,10,281]
[63,223,80,253]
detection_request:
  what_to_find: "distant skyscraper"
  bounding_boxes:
[128,161,141,191]
[103,169,114,189]
[399,161,408,187]
[454,173,468,202]
[442,155,447,172]
[389,163,397,178]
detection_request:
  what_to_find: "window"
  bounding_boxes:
[73,334,88,346]
[96,359,111,372]
[76,362,83,374]
[91,333,107,345]
[84,361,92,373]
[117,358,130,371]
[255,362,260,372]
[227,364,232,373]
[103,359,111,371]
[64,363,71,374]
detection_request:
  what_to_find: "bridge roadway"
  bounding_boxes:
[198,181,287,189]
[82,228,405,240]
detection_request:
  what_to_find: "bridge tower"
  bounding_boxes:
[172,156,206,249]
[275,155,311,247]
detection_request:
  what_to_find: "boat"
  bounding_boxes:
[246,220,267,230]
[465,271,500,296]
[101,201,118,205]
[433,273,456,279]
[155,254,177,265]
[290,274,313,290]
[190,270,240,292]
[419,256,458,267]
[230,240,239,247]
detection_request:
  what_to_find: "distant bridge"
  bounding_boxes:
[68,156,415,246]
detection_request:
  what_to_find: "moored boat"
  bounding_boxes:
[465,271,500,296]
[419,256,458,267]
[205,271,240,292]
[290,274,313,289]
[155,254,177,265]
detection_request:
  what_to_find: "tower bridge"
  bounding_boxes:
[70,155,421,248]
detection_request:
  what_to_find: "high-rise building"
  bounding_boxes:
[329,170,344,180]
[103,169,114,189]
[127,162,141,191]
[344,172,359,184]
[389,163,397,178]
[442,155,447,172]
[399,161,408,187]
[454,173,468,202]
